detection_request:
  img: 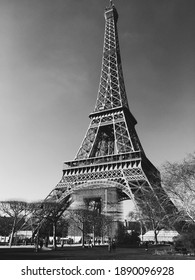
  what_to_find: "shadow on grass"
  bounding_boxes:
[0,245,195,260]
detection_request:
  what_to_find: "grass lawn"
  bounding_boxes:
[0,245,195,260]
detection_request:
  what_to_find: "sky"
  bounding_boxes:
[0,0,194,203]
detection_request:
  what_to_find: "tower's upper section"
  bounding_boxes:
[92,2,129,115]
[105,1,118,22]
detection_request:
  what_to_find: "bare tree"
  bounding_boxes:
[140,199,173,243]
[127,211,145,241]
[0,200,29,247]
[67,202,114,247]
[131,152,195,243]
[0,216,13,236]
[131,182,178,244]
[161,152,195,230]
[39,201,59,250]
[20,195,72,251]
[27,201,65,250]
[67,208,94,247]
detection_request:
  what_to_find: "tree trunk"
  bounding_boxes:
[9,218,16,247]
[82,222,85,248]
[93,225,95,246]
[34,231,39,252]
[53,221,57,250]
[154,230,158,244]
[139,221,143,242]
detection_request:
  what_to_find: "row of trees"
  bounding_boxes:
[0,200,67,247]
[0,201,30,247]
[0,199,115,249]
[1,152,194,247]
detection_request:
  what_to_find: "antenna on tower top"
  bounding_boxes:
[109,0,113,6]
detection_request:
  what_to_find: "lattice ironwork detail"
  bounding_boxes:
[94,5,129,112]
[114,121,133,153]
[75,109,136,160]
[75,126,98,160]
[123,168,144,178]
[62,169,122,184]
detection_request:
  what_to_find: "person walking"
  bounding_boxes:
[108,237,112,252]
[112,239,116,251]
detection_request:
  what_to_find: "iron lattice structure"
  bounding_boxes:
[28,2,177,234]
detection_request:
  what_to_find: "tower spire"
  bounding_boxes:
[93,1,129,115]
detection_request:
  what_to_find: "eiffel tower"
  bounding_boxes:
[30,1,177,237]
